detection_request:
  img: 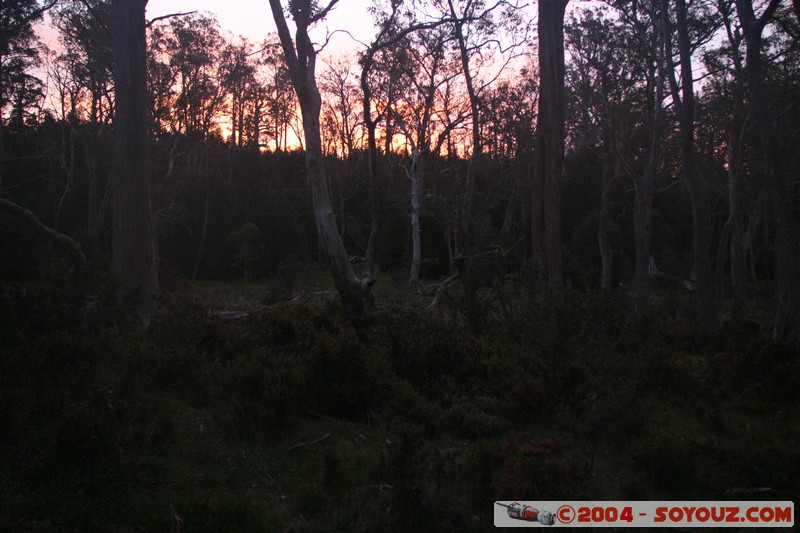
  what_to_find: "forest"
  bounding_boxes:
[1,0,798,530]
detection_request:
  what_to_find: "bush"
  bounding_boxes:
[306,327,391,418]
[211,347,306,436]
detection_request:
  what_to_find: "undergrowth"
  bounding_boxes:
[1,275,798,531]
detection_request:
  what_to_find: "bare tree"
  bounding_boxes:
[358,1,453,277]
[320,56,361,158]
[0,198,87,270]
[268,0,375,320]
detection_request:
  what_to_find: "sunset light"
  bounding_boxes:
[2,1,799,528]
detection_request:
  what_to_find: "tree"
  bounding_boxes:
[169,14,225,137]
[1,0,54,118]
[228,221,263,281]
[566,8,635,293]
[665,0,721,330]
[52,0,115,250]
[258,39,296,152]
[5,67,43,127]
[603,0,669,316]
[533,0,569,299]
[358,0,443,277]
[111,0,159,308]
[52,0,114,125]
[320,56,362,158]
[703,0,752,322]
[219,38,257,148]
[390,26,464,283]
[442,0,528,260]
[735,0,800,342]
[268,0,375,320]
[1,0,55,192]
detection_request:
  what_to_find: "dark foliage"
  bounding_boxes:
[1,278,798,530]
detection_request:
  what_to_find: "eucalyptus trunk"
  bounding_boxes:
[736,0,800,342]
[111,0,159,305]
[268,0,374,321]
[533,0,569,299]
[409,148,424,284]
[673,0,717,329]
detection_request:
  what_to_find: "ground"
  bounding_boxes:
[1,267,798,531]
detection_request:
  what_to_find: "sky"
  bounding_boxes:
[146,0,379,57]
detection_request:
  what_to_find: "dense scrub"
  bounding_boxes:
[1,275,798,531]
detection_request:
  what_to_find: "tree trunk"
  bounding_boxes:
[268,0,374,321]
[598,138,614,294]
[111,0,159,305]
[360,46,382,278]
[534,0,569,299]
[448,0,480,260]
[736,0,800,342]
[673,0,717,330]
[531,141,546,274]
[409,148,423,284]
[1,58,4,194]
[727,133,748,322]
[631,3,667,317]
[632,165,655,316]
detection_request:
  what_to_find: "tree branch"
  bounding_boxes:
[146,11,197,28]
[310,0,340,24]
[0,199,87,271]
[268,0,301,85]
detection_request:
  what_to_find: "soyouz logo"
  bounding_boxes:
[495,502,556,525]
[493,501,794,527]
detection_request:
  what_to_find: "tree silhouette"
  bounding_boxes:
[111,0,159,312]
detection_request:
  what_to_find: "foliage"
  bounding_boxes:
[2,0,800,527]
[1,276,799,530]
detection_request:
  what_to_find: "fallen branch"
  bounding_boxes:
[725,487,773,494]
[210,310,253,321]
[287,432,331,450]
[426,269,462,310]
[0,198,87,271]
[305,409,342,422]
[356,484,394,492]
[288,290,309,303]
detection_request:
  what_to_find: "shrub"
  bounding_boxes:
[214,347,307,436]
[306,327,391,418]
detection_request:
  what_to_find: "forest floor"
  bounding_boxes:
[1,266,798,531]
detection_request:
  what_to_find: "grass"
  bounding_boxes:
[1,272,798,531]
